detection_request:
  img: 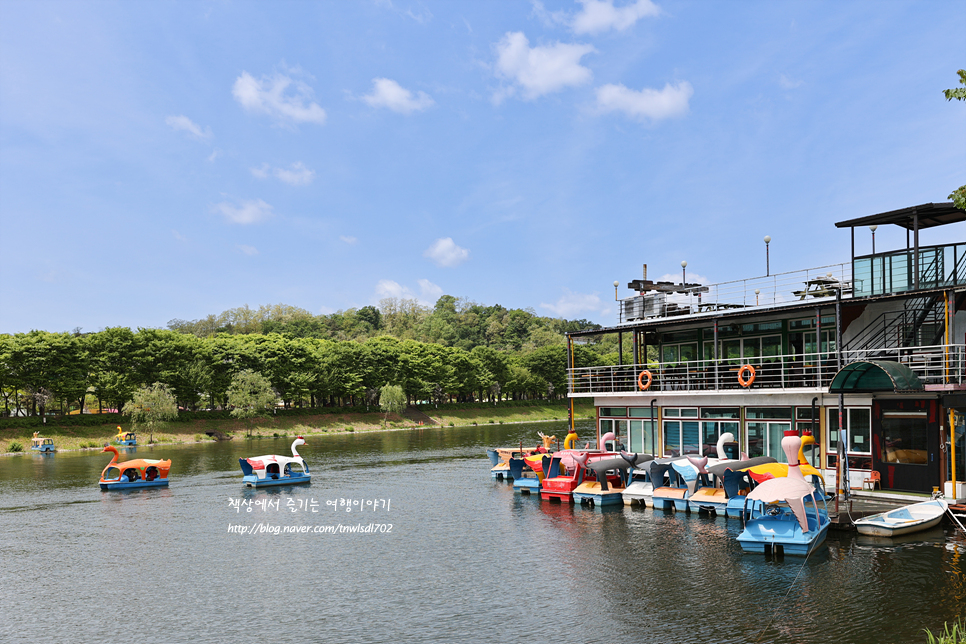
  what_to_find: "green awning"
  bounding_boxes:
[828,361,925,393]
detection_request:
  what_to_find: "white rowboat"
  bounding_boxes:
[853,498,948,537]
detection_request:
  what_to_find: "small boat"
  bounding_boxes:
[30,432,55,452]
[742,432,825,487]
[114,426,137,446]
[736,435,830,556]
[573,452,653,507]
[853,498,949,537]
[239,437,311,487]
[649,459,692,511]
[99,446,171,490]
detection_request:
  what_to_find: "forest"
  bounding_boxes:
[0,295,630,418]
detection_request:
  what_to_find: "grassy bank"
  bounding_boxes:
[0,400,595,455]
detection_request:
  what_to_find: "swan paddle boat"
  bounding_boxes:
[743,432,825,488]
[240,437,311,487]
[853,498,949,537]
[30,432,55,452]
[114,426,137,446]
[736,435,830,556]
[99,445,171,490]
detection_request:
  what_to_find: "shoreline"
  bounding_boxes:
[0,404,593,457]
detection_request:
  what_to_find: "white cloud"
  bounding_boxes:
[207,149,221,162]
[417,278,443,301]
[237,245,259,255]
[212,199,274,225]
[165,115,212,140]
[339,235,358,244]
[595,81,693,121]
[540,290,602,317]
[250,162,315,185]
[374,278,443,305]
[493,32,595,102]
[172,229,188,242]
[362,78,435,114]
[779,73,804,90]
[274,162,315,186]
[423,237,469,267]
[572,0,660,35]
[232,70,327,126]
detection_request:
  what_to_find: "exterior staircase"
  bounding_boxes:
[402,406,438,426]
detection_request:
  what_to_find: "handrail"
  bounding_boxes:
[568,344,965,395]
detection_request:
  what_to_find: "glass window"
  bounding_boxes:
[746,423,765,459]
[664,420,680,455]
[701,407,740,419]
[746,407,792,420]
[881,413,929,465]
[762,336,782,361]
[796,407,820,420]
[630,419,657,454]
[849,408,871,454]
[628,408,655,418]
[662,345,679,364]
[600,407,627,417]
[664,408,680,418]
[682,421,700,455]
[723,339,741,362]
[680,408,699,418]
[679,343,697,362]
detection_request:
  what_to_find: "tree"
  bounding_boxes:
[122,383,178,444]
[944,70,966,210]
[379,384,406,427]
[227,369,277,437]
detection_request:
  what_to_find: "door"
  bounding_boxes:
[873,400,941,493]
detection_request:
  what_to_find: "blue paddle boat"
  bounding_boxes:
[736,436,830,556]
[30,432,55,452]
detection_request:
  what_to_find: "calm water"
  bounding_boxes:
[1,420,964,643]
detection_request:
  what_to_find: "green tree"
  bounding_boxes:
[379,383,406,427]
[227,369,277,437]
[122,382,178,444]
[944,70,966,210]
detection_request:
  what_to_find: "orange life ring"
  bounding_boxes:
[637,369,653,391]
[737,364,756,387]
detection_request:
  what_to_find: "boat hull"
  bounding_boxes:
[243,473,311,488]
[854,499,948,537]
[100,478,169,490]
[512,477,541,494]
[737,513,829,556]
[31,446,55,452]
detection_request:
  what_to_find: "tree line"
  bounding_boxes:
[1,295,622,418]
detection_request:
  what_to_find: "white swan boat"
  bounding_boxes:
[853,498,948,537]
[240,437,311,487]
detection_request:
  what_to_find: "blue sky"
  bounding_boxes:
[1,0,963,334]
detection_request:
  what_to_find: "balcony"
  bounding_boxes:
[853,242,966,297]
[568,344,965,396]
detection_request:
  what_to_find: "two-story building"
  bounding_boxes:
[566,202,965,500]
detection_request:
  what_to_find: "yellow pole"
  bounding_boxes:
[952,409,958,501]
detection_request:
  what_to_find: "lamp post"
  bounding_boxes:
[764,236,771,276]
[681,260,687,285]
[614,281,620,324]
[755,288,760,306]
[870,225,877,254]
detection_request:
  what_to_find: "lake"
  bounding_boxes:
[1,420,963,643]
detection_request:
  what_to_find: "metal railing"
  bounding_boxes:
[618,263,852,324]
[568,344,965,395]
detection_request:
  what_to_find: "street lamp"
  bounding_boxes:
[764,235,771,276]
[755,288,760,306]
[681,260,688,285]
[870,225,877,254]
